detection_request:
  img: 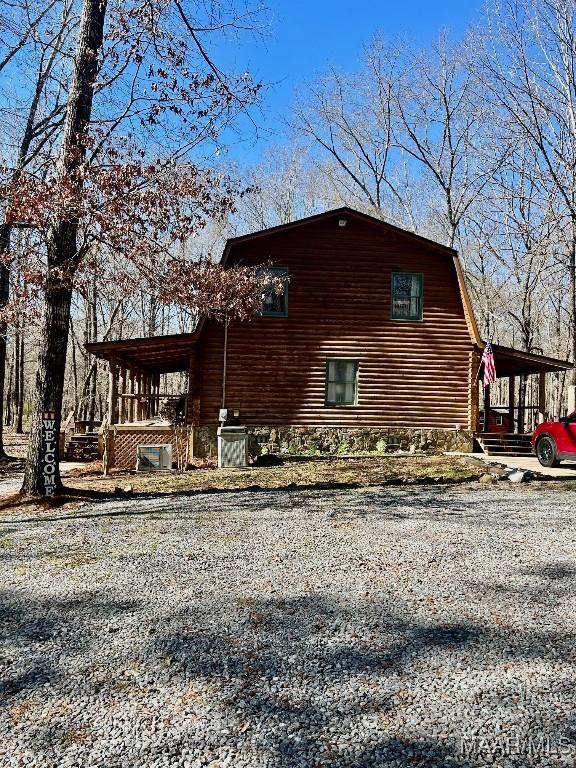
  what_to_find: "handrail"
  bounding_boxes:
[482,405,543,412]
[118,392,188,399]
[60,409,75,433]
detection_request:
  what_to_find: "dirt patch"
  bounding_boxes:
[0,489,98,516]
[0,455,487,515]
[72,455,482,495]
[0,430,27,478]
[65,460,105,477]
[0,458,25,478]
[3,430,28,459]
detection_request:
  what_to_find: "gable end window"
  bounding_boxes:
[391,272,423,321]
[261,266,289,317]
[325,359,359,406]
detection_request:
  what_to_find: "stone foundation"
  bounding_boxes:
[107,425,473,468]
[191,425,474,459]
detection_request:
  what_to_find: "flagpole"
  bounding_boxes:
[474,360,483,384]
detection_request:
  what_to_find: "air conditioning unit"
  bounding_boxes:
[217,426,248,468]
[136,444,172,471]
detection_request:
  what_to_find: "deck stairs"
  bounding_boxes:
[64,432,100,461]
[475,432,533,457]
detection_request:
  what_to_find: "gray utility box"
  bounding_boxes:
[217,426,248,468]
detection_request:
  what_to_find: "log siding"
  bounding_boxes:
[198,212,476,429]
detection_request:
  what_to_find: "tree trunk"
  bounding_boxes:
[5,338,13,427]
[87,277,98,426]
[0,224,11,458]
[571,239,576,387]
[16,329,24,434]
[12,327,20,431]
[0,2,72,459]
[88,362,97,428]
[22,238,75,495]
[71,325,79,415]
[21,0,107,495]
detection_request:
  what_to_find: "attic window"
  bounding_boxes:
[391,272,423,321]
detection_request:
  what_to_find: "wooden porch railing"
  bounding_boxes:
[116,393,188,424]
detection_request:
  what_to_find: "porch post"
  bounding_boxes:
[119,366,127,424]
[155,373,161,416]
[136,371,143,421]
[508,376,515,433]
[133,370,139,422]
[144,374,151,420]
[517,375,527,434]
[150,373,156,417]
[483,384,491,433]
[127,368,134,423]
[108,358,118,426]
[142,374,147,420]
[538,371,546,424]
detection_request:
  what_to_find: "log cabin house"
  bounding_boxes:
[86,207,572,468]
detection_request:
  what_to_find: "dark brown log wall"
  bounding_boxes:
[198,214,476,429]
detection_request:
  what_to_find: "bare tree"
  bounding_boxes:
[473,0,576,390]
[0,0,61,75]
[2,0,266,495]
[467,146,563,428]
[392,34,506,248]
[232,145,332,233]
[0,0,73,459]
[292,38,418,229]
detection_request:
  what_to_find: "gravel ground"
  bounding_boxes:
[0,483,575,767]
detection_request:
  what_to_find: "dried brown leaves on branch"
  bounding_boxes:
[158,258,286,322]
[0,0,268,329]
[0,151,249,324]
[0,149,283,326]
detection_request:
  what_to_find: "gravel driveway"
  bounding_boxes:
[1,483,575,768]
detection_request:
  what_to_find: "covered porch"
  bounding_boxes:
[85,332,204,470]
[86,332,201,427]
[475,343,572,455]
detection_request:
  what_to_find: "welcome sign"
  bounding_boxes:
[41,411,58,496]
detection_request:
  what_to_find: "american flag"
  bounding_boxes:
[482,341,496,387]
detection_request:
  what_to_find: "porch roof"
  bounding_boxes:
[86,333,572,379]
[85,332,199,373]
[486,343,572,377]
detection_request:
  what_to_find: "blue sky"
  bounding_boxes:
[216,0,484,162]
